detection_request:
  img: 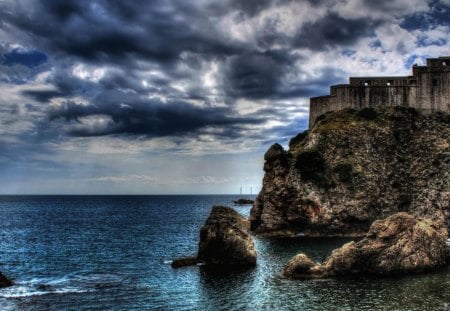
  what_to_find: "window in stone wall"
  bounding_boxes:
[443,61,447,67]
[432,79,438,86]
[387,80,394,86]
[364,80,371,86]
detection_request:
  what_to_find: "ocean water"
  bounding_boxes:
[0,195,448,310]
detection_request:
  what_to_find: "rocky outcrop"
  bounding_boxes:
[0,272,12,287]
[251,107,450,236]
[283,254,323,278]
[172,206,257,268]
[197,206,257,266]
[283,213,449,278]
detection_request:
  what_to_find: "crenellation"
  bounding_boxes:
[309,56,450,127]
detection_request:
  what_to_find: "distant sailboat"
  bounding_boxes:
[233,185,254,206]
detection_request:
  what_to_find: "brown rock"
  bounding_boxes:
[284,213,448,278]
[172,206,257,268]
[283,254,325,278]
[198,206,257,266]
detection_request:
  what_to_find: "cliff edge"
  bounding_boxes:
[250,107,450,237]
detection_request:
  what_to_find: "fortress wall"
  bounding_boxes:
[309,57,450,128]
[309,96,335,126]
[310,86,418,126]
[416,70,450,113]
[349,77,413,86]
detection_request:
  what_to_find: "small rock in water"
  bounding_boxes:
[172,206,257,268]
[0,272,12,287]
[171,257,200,268]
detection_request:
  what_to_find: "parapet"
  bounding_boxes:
[309,57,450,127]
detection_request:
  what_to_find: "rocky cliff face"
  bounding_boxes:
[250,107,450,236]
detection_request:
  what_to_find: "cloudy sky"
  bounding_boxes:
[0,0,449,194]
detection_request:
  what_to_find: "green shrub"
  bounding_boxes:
[334,162,353,183]
[289,130,309,148]
[436,112,450,124]
[295,149,325,182]
[357,107,378,120]
[316,114,326,123]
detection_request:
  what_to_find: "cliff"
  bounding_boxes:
[250,107,450,237]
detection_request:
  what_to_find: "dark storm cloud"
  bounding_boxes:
[0,0,445,146]
[49,97,262,138]
[224,49,346,99]
[294,13,380,50]
[230,0,276,17]
[224,51,289,99]
[0,0,244,66]
[21,90,64,103]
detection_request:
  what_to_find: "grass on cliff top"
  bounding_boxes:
[289,108,384,154]
[313,107,384,134]
[289,106,449,155]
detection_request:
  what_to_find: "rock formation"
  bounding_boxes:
[283,213,449,278]
[172,206,257,268]
[250,107,450,237]
[0,272,12,287]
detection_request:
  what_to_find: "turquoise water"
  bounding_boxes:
[0,195,448,310]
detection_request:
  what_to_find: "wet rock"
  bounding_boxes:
[283,254,325,279]
[0,272,12,287]
[284,213,449,278]
[171,257,201,268]
[173,206,257,268]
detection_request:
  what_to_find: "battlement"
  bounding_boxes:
[309,57,450,127]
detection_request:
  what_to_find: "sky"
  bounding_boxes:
[0,0,449,194]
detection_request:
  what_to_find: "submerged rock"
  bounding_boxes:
[171,257,201,268]
[0,272,12,287]
[284,213,448,278]
[172,206,257,268]
[283,254,325,278]
[251,108,450,237]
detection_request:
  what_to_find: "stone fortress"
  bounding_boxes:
[309,56,450,127]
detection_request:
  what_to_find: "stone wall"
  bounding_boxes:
[309,57,450,127]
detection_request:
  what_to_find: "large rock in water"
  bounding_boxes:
[197,206,256,266]
[251,107,450,237]
[283,213,449,278]
[172,206,257,267]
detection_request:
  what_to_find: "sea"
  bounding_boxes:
[0,195,448,310]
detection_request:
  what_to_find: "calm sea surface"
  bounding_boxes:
[0,195,448,310]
